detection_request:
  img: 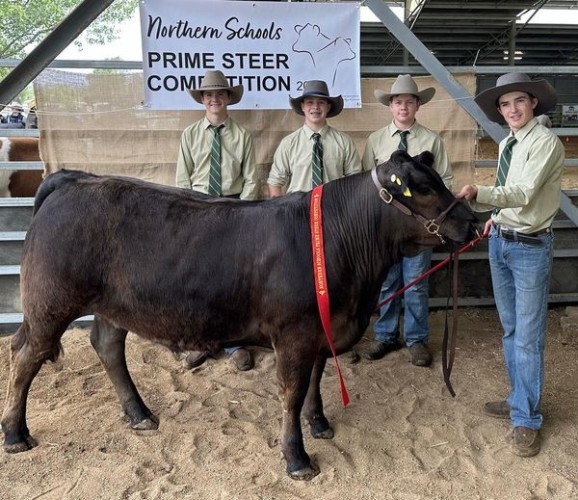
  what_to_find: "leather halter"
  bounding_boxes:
[371,167,474,397]
[371,168,460,244]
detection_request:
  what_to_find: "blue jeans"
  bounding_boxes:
[373,249,432,346]
[489,226,553,430]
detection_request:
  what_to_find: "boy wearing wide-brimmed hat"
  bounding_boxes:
[267,80,361,196]
[457,72,565,457]
[175,69,259,372]
[176,69,259,201]
[360,74,453,368]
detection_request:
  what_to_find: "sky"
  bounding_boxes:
[56,5,578,63]
[57,11,144,61]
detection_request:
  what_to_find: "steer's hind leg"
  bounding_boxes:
[303,355,334,439]
[275,341,320,480]
[90,316,158,430]
[2,319,65,453]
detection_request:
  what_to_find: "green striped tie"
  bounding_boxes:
[397,130,409,151]
[495,136,517,187]
[208,125,224,197]
[311,132,324,188]
[493,136,517,215]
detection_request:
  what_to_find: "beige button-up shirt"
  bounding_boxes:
[176,116,260,200]
[267,124,362,193]
[362,121,453,189]
[471,118,565,234]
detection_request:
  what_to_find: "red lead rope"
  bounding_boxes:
[375,233,485,311]
[310,186,350,407]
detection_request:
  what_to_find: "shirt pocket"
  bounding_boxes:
[322,150,346,178]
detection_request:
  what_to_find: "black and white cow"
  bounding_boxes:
[1,151,478,480]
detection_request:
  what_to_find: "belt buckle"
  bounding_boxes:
[499,226,523,242]
[498,226,511,239]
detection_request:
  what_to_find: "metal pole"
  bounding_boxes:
[0,0,115,106]
[508,21,516,66]
[402,0,409,67]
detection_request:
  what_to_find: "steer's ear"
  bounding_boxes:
[414,151,434,168]
[389,150,411,165]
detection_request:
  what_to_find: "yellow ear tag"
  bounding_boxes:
[403,187,412,197]
[396,178,402,186]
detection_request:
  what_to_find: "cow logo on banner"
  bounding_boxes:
[139,0,361,110]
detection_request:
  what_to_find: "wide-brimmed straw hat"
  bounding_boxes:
[374,74,435,106]
[474,72,557,124]
[188,70,244,105]
[9,101,23,111]
[289,80,344,118]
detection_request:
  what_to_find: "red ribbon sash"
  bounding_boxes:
[310,186,350,407]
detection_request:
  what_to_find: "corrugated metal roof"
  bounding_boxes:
[361,0,578,67]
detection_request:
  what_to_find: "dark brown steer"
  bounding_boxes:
[1,151,478,480]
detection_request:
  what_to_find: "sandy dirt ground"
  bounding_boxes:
[0,134,576,500]
[1,307,577,500]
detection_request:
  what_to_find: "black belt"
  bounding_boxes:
[495,225,550,245]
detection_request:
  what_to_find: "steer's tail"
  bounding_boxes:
[33,169,95,215]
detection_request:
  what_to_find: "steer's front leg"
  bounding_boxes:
[275,343,319,480]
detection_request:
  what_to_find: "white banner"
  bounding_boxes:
[139,0,361,110]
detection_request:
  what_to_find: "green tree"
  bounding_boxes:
[1,0,138,105]
[0,0,138,60]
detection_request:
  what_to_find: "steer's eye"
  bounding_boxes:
[413,184,433,196]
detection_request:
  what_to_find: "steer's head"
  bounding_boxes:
[374,150,480,256]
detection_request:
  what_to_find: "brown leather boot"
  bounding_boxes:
[230,348,254,371]
[361,339,403,360]
[511,427,541,457]
[409,342,432,367]
[182,350,209,369]
[483,400,510,419]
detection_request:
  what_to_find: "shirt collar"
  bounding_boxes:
[203,116,230,130]
[509,117,538,143]
[303,123,329,138]
[387,121,416,137]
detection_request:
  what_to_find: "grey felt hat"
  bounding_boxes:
[188,70,244,105]
[474,72,557,124]
[289,80,344,118]
[374,74,435,106]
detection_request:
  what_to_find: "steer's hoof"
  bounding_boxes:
[123,407,159,430]
[308,417,334,439]
[130,416,159,431]
[4,434,38,453]
[311,424,334,439]
[287,461,320,481]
